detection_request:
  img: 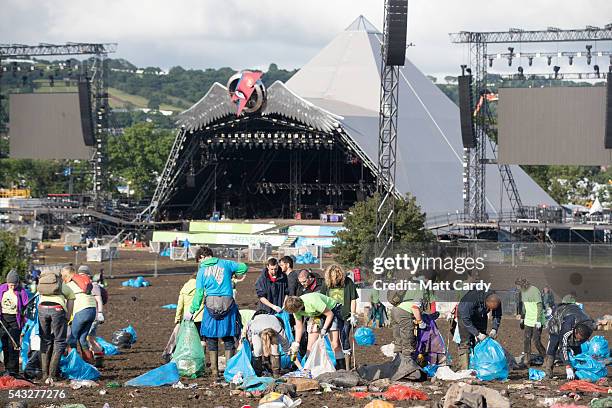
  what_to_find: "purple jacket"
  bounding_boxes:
[0,283,30,329]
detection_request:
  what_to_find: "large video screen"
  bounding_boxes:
[498,86,611,165]
[9,92,93,160]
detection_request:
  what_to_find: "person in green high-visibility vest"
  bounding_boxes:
[515,278,546,367]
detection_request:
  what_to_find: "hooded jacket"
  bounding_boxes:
[175,278,203,324]
[255,267,288,314]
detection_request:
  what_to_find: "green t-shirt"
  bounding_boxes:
[397,289,425,314]
[325,277,359,319]
[295,292,337,320]
[522,285,544,326]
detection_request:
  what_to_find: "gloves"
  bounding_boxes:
[289,341,300,355]
[417,320,427,330]
[476,333,487,342]
[320,328,328,337]
[272,305,282,313]
[534,322,542,330]
[519,320,525,330]
[343,349,352,356]
[183,311,194,321]
[489,329,498,339]
[97,312,105,323]
[348,313,358,326]
[566,366,575,380]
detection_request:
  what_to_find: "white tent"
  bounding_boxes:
[589,197,604,215]
[286,16,557,219]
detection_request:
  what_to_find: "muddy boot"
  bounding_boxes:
[543,355,554,378]
[225,349,235,365]
[270,355,281,377]
[40,352,50,383]
[208,351,219,379]
[335,357,346,370]
[520,353,531,368]
[457,351,470,371]
[253,357,264,376]
[47,351,62,385]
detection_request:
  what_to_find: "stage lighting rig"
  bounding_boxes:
[586,45,593,64]
[507,47,514,66]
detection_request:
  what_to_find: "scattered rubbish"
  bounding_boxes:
[111,325,137,350]
[286,378,319,392]
[381,343,395,358]
[172,320,205,378]
[282,369,312,379]
[60,349,100,381]
[524,394,536,400]
[0,375,33,389]
[224,339,256,383]
[172,381,198,389]
[559,380,612,394]
[316,370,360,388]
[357,353,424,382]
[470,338,509,381]
[102,404,110,408]
[258,391,302,408]
[508,383,533,390]
[433,366,475,381]
[70,379,99,389]
[595,315,612,331]
[238,375,276,392]
[422,364,439,378]
[125,361,180,387]
[363,400,395,408]
[529,368,546,381]
[354,327,376,346]
[442,383,510,408]
[350,384,428,401]
[106,381,121,388]
[162,304,178,309]
[99,389,107,395]
[590,396,612,408]
[538,397,570,407]
[295,252,318,264]
[121,276,151,287]
[97,337,121,356]
[303,337,335,378]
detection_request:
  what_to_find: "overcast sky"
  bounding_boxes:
[1,0,610,77]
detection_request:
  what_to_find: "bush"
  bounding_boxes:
[0,231,28,281]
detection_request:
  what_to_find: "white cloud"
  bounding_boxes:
[1,0,610,76]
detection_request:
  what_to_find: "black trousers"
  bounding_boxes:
[1,315,21,375]
[524,325,546,356]
[457,317,488,356]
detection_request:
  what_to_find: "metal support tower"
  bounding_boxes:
[375,0,403,258]
[450,24,612,222]
[0,43,117,201]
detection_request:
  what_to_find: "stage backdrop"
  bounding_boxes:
[498,86,611,165]
[9,92,92,160]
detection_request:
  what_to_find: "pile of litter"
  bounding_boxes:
[295,252,319,264]
[122,276,151,288]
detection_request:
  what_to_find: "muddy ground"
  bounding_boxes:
[3,246,612,408]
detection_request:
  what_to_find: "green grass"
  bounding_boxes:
[108,87,183,112]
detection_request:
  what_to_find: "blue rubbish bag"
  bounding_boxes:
[240,375,276,392]
[60,349,100,380]
[570,353,607,381]
[469,337,509,381]
[423,364,439,378]
[354,327,376,346]
[125,361,179,387]
[124,325,138,343]
[224,339,256,383]
[276,311,295,369]
[97,337,120,356]
[529,368,546,381]
[20,322,34,371]
[581,336,610,359]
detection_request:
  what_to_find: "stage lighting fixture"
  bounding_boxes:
[547,56,553,66]
[507,47,514,66]
[594,65,600,78]
[568,56,574,65]
[466,68,472,75]
[528,56,534,66]
[488,58,493,67]
[553,66,560,79]
[586,45,593,65]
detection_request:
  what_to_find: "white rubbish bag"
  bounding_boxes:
[303,337,336,378]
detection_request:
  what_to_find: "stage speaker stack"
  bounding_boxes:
[385,0,408,66]
[458,74,476,148]
[605,73,612,148]
[77,78,95,147]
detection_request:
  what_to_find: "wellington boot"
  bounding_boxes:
[40,352,50,383]
[270,355,281,377]
[543,355,554,378]
[208,351,219,379]
[457,352,470,371]
[48,351,62,384]
[253,357,264,376]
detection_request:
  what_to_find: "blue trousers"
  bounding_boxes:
[68,307,96,349]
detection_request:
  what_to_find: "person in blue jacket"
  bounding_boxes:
[187,247,248,379]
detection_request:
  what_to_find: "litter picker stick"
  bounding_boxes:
[352,337,356,369]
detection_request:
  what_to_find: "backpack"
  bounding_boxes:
[38,270,62,296]
[99,285,108,305]
[71,274,93,295]
[388,290,407,307]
